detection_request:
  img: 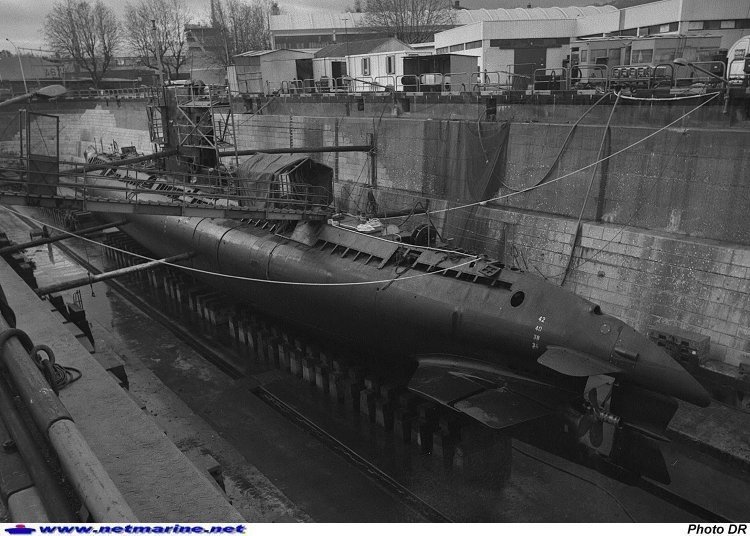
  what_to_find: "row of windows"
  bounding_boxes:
[436,40,482,54]
[688,19,750,30]
[584,18,750,39]
[581,45,717,67]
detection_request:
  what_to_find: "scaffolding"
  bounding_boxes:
[146,85,238,164]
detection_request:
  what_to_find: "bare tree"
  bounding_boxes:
[209,0,273,67]
[124,0,192,80]
[43,0,120,88]
[363,0,455,44]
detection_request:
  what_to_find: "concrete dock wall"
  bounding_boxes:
[0,101,152,160]
[1,99,747,367]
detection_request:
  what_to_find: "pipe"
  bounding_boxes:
[218,145,372,157]
[67,148,179,174]
[0,374,76,520]
[0,316,137,521]
[48,420,135,521]
[0,220,126,256]
[35,252,194,296]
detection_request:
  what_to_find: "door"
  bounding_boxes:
[331,61,347,89]
[513,47,547,90]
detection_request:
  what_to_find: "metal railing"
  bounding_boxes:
[373,75,397,91]
[673,61,726,87]
[507,63,536,91]
[63,87,152,100]
[0,161,332,217]
[609,63,674,91]
[568,64,608,92]
[533,68,568,91]
[473,70,514,92]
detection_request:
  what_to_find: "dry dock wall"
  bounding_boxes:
[0,101,152,160]
[1,100,747,367]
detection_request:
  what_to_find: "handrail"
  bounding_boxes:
[674,61,727,87]
[533,67,568,91]
[442,71,469,92]
[506,63,534,90]
[609,63,674,91]
[0,166,332,212]
[398,74,421,92]
[373,75,396,91]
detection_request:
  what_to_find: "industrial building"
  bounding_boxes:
[433,0,749,84]
[312,38,418,91]
[230,49,314,95]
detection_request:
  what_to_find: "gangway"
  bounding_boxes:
[0,164,332,221]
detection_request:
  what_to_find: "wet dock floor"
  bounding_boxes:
[2,207,749,522]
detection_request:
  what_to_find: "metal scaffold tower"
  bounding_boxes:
[147,84,238,168]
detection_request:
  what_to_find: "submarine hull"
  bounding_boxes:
[108,210,709,409]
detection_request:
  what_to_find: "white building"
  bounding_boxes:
[434,6,614,87]
[345,50,435,91]
[576,0,750,50]
[434,0,748,88]
[230,49,314,95]
[312,38,414,91]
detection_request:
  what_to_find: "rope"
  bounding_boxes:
[512,443,637,522]
[560,91,621,286]
[500,91,614,193]
[3,206,481,288]
[543,126,680,280]
[0,327,81,393]
[617,91,721,102]
[0,91,719,291]
[379,91,719,219]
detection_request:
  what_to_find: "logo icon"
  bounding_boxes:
[6,525,35,535]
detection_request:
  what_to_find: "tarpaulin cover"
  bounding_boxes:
[437,120,510,256]
[235,153,333,210]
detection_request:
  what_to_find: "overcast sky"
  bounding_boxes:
[1,0,348,52]
[1,0,600,53]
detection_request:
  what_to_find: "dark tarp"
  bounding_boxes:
[235,153,333,210]
[438,120,510,257]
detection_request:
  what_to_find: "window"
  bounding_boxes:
[386,55,395,74]
[362,57,370,76]
[658,23,672,33]
[721,20,736,29]
[449,44,464,52]
[654,49,675,63]
[580,50,588,63]
[465,40,482,50]
[688,21,704,30]
[436,47,449,54]
[591,48,607,62]
[631,49,653,64]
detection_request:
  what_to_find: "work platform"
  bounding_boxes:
[0,189,330,221]
[0,256,245,521]
[0,169,332,222]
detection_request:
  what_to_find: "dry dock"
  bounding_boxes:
[1,207,749,521]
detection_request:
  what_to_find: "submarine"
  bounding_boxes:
[78,151,710,447]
